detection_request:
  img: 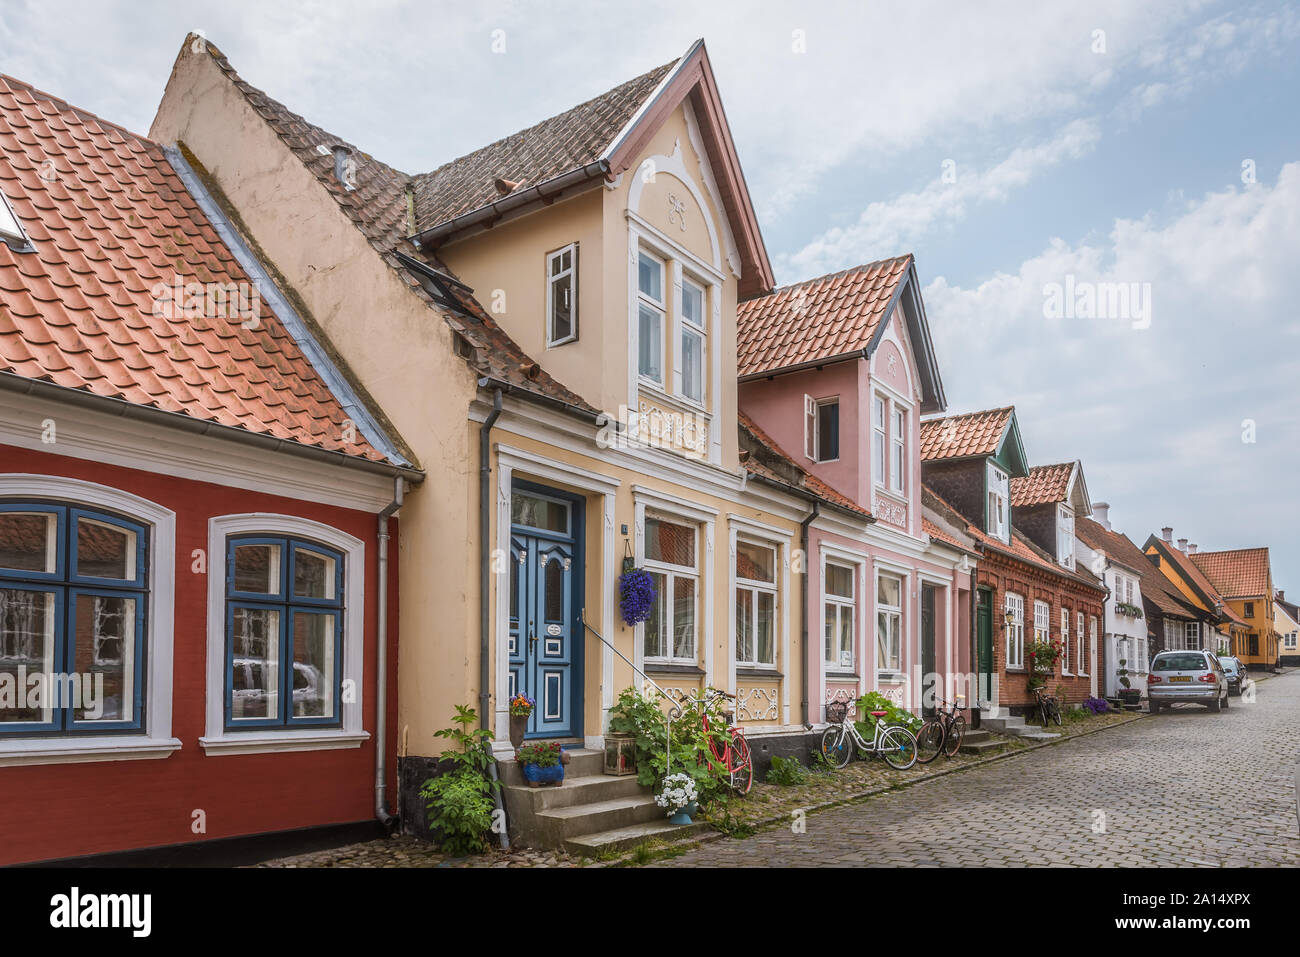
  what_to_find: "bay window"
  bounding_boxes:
[1006,593,1025,669]
[987,464,1008,541]
[824,561,855,670]
[643,517,697,662]
[1057,506,1074,568]
[735,540,776,667]
[876,572,903,673]
[637,250,665,386]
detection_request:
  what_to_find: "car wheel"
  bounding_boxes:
[1148,699,1160,714]
[1222,689,1229,710]
[1209,694,1221,713]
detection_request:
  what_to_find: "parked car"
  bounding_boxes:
[1214,655,1246,696]
[1147,650,1229,713]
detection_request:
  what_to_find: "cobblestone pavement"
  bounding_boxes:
[662,674,1300,867]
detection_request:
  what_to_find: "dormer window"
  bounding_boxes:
[1057,505,1075,568]
[0,191,27,246]
[986,464,1008,541]
[546,243,578,346]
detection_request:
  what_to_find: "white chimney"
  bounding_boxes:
[1177,538,1188,553]
[1188,543,1197,554]
[1162,526,1173,543]
[1092,502,1111,531]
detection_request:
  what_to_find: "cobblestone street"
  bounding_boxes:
[663,674,1300,867]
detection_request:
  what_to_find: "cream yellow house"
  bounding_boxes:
[151,36,860,837]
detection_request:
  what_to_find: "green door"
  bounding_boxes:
[921,584,936,717]
[976,587,993,707]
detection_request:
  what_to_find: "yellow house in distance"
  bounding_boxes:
[1143,532,1240,657]
[1189,548,1278,670]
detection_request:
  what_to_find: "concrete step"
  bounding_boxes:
[978,712,1027,733]
[505,774,646,812]
[958,736,1009,755]
[498,747,603,787]
[960,729,992,744]
[564,820,710,857]
[1018,731,1061,740]
[534,794,665,844]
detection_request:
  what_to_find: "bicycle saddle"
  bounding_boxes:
[870,710,888,717]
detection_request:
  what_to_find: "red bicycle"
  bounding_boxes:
[693,689,754,795]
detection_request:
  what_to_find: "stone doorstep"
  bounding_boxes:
[564,820,710,856]
[498,747,603,787]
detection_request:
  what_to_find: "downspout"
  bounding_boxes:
[375,476,404,827]
[969,565,979,729]
[478,388,509,850]
[799,502,820,727]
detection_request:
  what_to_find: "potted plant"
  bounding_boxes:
[508,692,534,749]
[618,565,656,626]
[654,772,699,825]
[516,741,566,787]
[1116,659,1141,706]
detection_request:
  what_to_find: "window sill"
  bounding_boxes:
[824,668,858,678]
[643,662,705,677]
[1006,666,1026,673]
[736,666,783,679]
[876,671,905,682]
[0,735,182,768]
[637,381,711,418]
[200,729,369,756]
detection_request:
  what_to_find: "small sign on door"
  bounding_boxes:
[546,624,562,636]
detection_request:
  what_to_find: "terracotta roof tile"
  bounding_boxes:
[738,411,870,520]
[1190,548,1271,600]
[736,255,911,378]
[411,61,676,230]
[920,407,1013,461]
[197,40,596,415]
[1075,517,1197,619]
[1010,462,1073,507]
[1148,539,1248,626]
[0,74,392,462]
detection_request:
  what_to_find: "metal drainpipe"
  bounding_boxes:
[478,389,509,850]
[969,565,979,730]
[800,501,820,728]
[375,476,404,827]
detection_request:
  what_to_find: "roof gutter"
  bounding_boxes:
[475,376,605,426]
[412,161,609,247]
[0,372,424,484]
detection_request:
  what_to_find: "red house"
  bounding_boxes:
[0,74,420,864]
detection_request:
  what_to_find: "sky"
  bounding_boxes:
[2,0,1298,592]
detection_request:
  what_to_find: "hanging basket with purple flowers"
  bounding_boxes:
[618,568,656,626]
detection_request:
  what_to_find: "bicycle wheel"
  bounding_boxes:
[943,715,966,757]
[1051,702,1062,727]
[728,732,754,795]
[820,725,853,769]
[915,720,944,764]
[881,726,917,770]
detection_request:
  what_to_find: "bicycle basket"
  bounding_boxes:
[826,700,848,724]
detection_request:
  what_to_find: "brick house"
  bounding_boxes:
[920,408,1106,715]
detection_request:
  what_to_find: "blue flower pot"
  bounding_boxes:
[669,809,694,825]
[522,762,565,787]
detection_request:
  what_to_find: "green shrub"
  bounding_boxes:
[765,754,808,786]
[854,691,921,736]
[419,705,499,855]
[608,687,733,805]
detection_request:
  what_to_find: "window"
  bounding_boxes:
[546,243,578,346]
[1183,621,1201,651]
[735,541,776,667]
[876,572,903,673]
[1284,631,1297,650]
[637,250,665,385]
[1061,609,1070,673]
[680,278,706,404]
[1005,593,1025,669]
[1079,611,1087,674]
[1248,633,1259,656]
[987,464,1008,541]
[1057,506,1074,568]
[0,191,25,244]
[890,408,906,493]
[1034,600,1050,644]
[0,503,147,733]
[804,396,839,462]
[225,535,343,728]
[872,396,886,485]
[643,517,697,662]
[824,562,855,670]
[1243,601,1254,618]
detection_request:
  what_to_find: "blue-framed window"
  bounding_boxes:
[224,535,344,729]
[0,502,148,734]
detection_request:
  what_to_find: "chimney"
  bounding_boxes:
[1277,589,1285,602]
[1177,538,1188,553]
[1092,502,1111,531]
[1161,527,1173,543]
[1187,543,1197,554]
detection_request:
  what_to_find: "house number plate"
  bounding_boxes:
[546,624,562,636]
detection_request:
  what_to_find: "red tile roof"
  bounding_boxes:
[1010,463,1074,507]
[1074,517,1197,619]
[0,74,395,463]
[1190,548,1271,600]
[738,412,870,520]
[1148,539,1248,626]
[736,255,911,378]
[922,516,975,554]
[920,407,1013,461]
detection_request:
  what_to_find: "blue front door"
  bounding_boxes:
[508,484,582,739]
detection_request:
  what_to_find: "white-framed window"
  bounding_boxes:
[1034,600,1050,644]
[1005,592,1025,669]
[824,561,855,670]
[1057,505,1074,568]
[872,395,886,485]
[1184,621,1202,650]
[1286,630,1298,650]
[1061,608,1070,673]
[1078,610,1087,675]
[735,540,776,667]
[876,572,903,673]
[804,395,839,462]
[679,276,706,404]
[643,516,697,662]
[546,243,578,346]
[987,463,1008,541]
[890,407,906,493]
[636,249,665,386]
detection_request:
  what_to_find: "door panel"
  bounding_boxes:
[977,588,993,706]
[921,584,936,717]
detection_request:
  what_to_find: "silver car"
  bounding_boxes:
[1147,650,1229,713]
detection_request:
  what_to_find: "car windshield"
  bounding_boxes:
[1153,653,1209,671]
[1218,659,1237,672]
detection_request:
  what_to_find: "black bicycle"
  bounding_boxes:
[915,694,967,763]
[1033,686,1062,727]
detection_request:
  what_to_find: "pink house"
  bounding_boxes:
[738,256,977,721]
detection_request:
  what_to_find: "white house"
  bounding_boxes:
[1075,504,1151,699]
